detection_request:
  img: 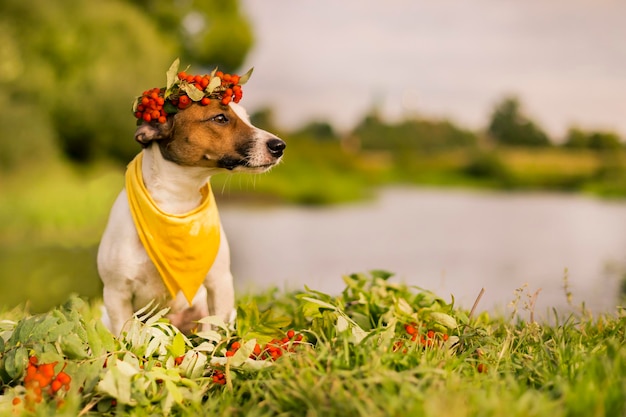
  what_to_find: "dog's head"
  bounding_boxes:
[134,101,285,173]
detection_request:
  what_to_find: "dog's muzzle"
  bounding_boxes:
[217,137,286,170]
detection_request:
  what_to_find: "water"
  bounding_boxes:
[221,187,625,317]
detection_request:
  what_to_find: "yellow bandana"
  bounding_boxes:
[125,152,221,304]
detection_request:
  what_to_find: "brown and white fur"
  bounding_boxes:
[97,101,285,335]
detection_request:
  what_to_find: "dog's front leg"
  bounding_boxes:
[102,284,135,337]
[203,223,236,327]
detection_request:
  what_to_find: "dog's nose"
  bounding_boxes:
[266,138,286,157]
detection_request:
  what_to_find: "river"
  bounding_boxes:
[220,187,625,318]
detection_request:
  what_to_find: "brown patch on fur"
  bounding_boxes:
[156,102,257,168]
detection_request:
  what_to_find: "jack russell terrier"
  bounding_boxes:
[97,95,285,336]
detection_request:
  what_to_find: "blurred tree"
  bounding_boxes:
[563,127,623,150]
[293,121,339,141]
[487,96,550,147]
[352,110,477,153]
[0,0,252,167]
[563,127,589,149]
[250,107,281,135]
[130,0,254,72]
[588,132,622,150]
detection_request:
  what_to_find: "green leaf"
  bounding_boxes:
[206,76,222,94]
[132,96,140,112]
[181,352,207,379]
[230,339,257,367]
[336,316,349,332]
[197,315,229,332]
[429,312,457,329]
[163,101,178,115]
[300,297,338,311]
[60,333,88,359]
[195,330,222,343]
[193,342,216,353]
[98,360,137,405]
[167,332,187,358]
[4,346,28,379]
[370,270,395,280]
[164,378,183,405]
[47,320,74,343]
[238,67,254,85]
[180,83,204,101]
[166,58,180,90]
[86,320,116,357]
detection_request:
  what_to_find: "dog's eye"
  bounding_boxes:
[210,114,229,124]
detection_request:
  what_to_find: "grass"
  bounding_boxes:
[0,271,623,416]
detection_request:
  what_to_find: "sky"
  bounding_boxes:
[239,0,626,139]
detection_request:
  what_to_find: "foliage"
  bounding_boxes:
[130,0,253,72]
[487,96,551,147]
[0,0,251,165]
[352,110,478,153]
[564,127,623,150]
[0,272,624,416]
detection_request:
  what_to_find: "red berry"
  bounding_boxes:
[178,95,191,109]
[221,96,232,106]
[50,379,63,393]
[56,372,71,385]
[287,330,295,339]
[200,97,210,106]
[39,363,56,379]
[405,325,416,335]
[231,341,241,351]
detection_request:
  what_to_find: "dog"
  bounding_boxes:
[97,100,285,335]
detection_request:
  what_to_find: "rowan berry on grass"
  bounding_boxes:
[18,356,72,411]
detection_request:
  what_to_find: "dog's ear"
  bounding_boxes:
[134,120,173,146]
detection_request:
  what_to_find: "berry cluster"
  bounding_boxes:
[12,356,72,411]
[176,71,243,106]
[225,329,305,362]
[393,323,449,353]
[211,369,227,385]
[134,88,166,123]
[132,61,251,125]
